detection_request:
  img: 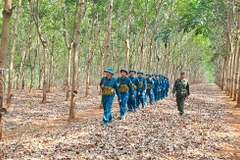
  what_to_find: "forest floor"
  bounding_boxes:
[0,83,240,160]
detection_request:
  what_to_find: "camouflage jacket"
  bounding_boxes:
[172,78,190,96]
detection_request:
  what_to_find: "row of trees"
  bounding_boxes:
[215,0,240,107]
[0,0,229,137]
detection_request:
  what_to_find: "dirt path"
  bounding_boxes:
[1,84,240,159]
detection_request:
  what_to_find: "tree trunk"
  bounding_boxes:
[222,57,227,90]
[69,0,85,120]
[124,0,133,68]
[38,56,43,90]
[103,0,113,69]
[0,0,12,139]
[29,0,49,103]
[6,0,21,107]
[48,37,55,93]
[29,40,38,94]
[226,7,233,95]
[233,10,240,101]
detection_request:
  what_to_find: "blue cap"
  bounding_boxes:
[146,73,151,76]
[129,68,136,73]
[104,68,114,75]
[137,70,143,74]
[120,68,128,75]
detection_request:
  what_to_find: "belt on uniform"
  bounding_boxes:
[119,84,129,92]
[102,86,114,95]
[132,84,137,90]
[147,84,152,89]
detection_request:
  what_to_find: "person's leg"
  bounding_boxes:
[179,97,186,115]
[136,93,140,109]
[120,93,129,118]
[102,95,114,126]
[132,90,137,111]
[176,97,181,113]
[145,90,149,106]
[150,90,154,105]
[127,95,133,112]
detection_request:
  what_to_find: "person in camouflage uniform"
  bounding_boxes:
[172,71,190,115]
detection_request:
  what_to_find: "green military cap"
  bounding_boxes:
[180,71,185,75]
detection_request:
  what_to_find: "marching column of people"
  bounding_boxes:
[99,68,181,127]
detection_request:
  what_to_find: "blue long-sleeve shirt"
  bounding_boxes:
[166,80,170,89]
[100,77,121,100]
[160,78,165,90]
[163,79,168,90]
[137,76,147,93]
[128,76,140,92]
[152,78,159,91]
[146,78,154,90]
[117,77,134,96]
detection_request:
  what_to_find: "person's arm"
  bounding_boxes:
[113,79,121,101]
[172,80,177,94]
[136,78,140,93]
[128,79,134,97]
[116,77,120,85]
[152,79,154,89]
[186,81,190,95]
[99,77,104,89]
[144,78,147,92]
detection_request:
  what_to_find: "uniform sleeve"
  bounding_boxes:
[136,78,140,93]
[172,80,177,94]
[99,77,104,88]
[152,79,154,89]
[116,77,120,84]
[113,79,121,100]
[143,78,147,91]
[159,80,162,90]
[128,79,134,96]
[186,81,190,95]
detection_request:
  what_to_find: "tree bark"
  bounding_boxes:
[6,0,21,107]
[29,0,49,103]
[125,0,133,68]
[233,10,240,101]
[0,0,12,139]
[61,3,78,101]
[29,39,38,94]
[69,0,85,120]
[103,0,113,69]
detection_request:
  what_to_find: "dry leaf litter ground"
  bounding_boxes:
[0,83,240,159]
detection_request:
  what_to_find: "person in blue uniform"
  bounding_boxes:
[117,68,134,120]
[156,74,161,101]
[146,73,154,105]
[166,77,170,97]
[100,68,121,127]
[159,74,165,100]
[152,73,159,102]
[163,75,168,98]
[127,69,140,112]
[136,70,147,109]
